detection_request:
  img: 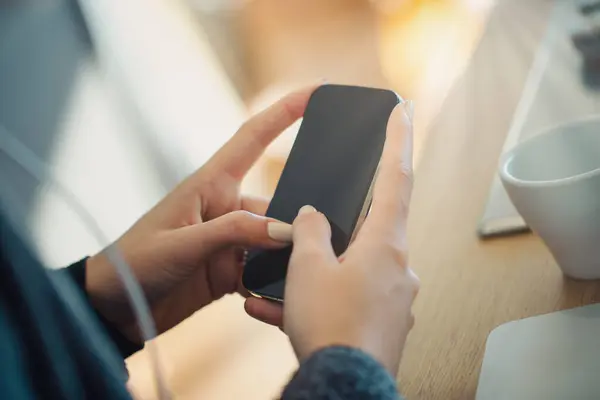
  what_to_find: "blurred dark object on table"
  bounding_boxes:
[574,1,600,65]
[572,28,600,59]
[572,28,600,89]
[580,1,600,16]
[582,62,600,89]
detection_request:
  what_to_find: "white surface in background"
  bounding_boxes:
[189,0,250,12]
[30,59,163,267]
[78,0,247,172]
[31,0,246,266]
[477,304,600,400]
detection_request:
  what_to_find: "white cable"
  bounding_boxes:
[0,124,169,400]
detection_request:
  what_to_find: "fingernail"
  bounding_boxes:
[298,205,317,215]
[267,222,293,242]
[402,100,414,122]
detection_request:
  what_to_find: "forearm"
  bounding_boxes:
[282,346,403,400]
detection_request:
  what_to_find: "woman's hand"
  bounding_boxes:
[250,103,419,375]
[86,85,318,343]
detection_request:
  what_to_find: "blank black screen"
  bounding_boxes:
[243,85,400,300]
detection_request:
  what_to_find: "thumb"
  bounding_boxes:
[169,210,292,261]
[290,205,336,264]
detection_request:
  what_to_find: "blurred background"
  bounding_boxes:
[0,0,495,398]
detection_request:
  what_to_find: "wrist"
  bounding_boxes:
[86,252,143,344]
[295,330,403,376]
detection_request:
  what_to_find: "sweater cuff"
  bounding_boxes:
[282,346,402,400]
[66,258,144,359]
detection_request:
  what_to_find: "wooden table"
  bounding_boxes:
[399,1,600,398]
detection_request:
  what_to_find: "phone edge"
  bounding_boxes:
[244,90,403,301]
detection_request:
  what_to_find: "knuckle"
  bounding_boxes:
[238,119,254,135]
[229,210,253,233]
[409,271,420,298]
[282,94,302,120]
[382,161,414,191]
[362,238,409,269]
[399,194,413,220]
[373,172,412,217]
[400,163,414,187]
[395,170,414,199]
[378,197,409,221]
[382,241,409,269]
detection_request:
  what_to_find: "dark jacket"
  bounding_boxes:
[0,212,401,399]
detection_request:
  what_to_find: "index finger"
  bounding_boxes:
[208,84,321,180]
[359,102,413,246]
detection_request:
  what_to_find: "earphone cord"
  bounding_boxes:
[0,124,169,400]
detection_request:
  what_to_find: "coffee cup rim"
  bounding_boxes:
[499,114,600,188]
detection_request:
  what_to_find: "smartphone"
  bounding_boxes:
[242,84,402,301]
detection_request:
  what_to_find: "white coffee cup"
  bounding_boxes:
[499,116,600,280]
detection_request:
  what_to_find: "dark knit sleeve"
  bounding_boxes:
[282,346,403,400]
[65,259,144,359]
